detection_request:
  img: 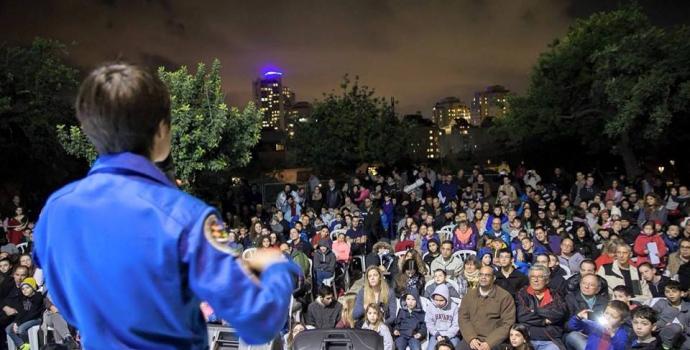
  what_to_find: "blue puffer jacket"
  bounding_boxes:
[567,316,631,350]
[394,293,427,339]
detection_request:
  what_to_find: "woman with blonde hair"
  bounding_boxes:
[352,266,396,326]
[336,295,356,328]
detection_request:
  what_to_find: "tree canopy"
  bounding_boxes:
[57,59,262,193]
[496,5,690,177]
[292,75,409,172]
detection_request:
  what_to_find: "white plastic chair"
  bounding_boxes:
[559,263,572,279]
[453,250,476,262]
[7,324,40,350]
[241,247,257,260]
[16,243,28,254]
[330,229,347,241]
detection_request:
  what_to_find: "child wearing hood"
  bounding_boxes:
[313,239,336,286]
[424,284,460,350]
[393,292,426,350]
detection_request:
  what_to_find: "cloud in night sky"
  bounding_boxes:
[1,0,688,115]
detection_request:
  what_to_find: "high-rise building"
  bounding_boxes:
[286,101,313,139]
[432,97,471,134]
[403,114,442,160]
[471,85,509,125]
[253,71,295,131]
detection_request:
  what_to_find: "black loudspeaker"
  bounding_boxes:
[292,329,384,350]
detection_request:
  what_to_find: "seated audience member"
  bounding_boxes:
[637,262,670,298]
[597,242,652,303]
[362,303,394,350]
[566,300,632,350]
[651,281,690,350]
[558,238,585,274]
[425,284,460,350]
[458,266,515,350]
[534,254,567,297]
[629,306,661,349]
[313,239,336,286]
[564,274,610,350]
[306,285,342,329]
[353,267,397,326]
[495,248,529,295]
[516,265,567,350]
[424,269,461,299]
[611,285,641,311]
[430,241,464,280]
[503,323,536,350]
[566,259,609,298]
[393,292,426,350]
[6,277,44,350]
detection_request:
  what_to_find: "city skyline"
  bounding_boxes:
[1,1,688,115]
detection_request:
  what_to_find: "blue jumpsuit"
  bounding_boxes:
[33,152,298,349]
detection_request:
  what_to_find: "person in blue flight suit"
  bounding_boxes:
[32,63,299,349]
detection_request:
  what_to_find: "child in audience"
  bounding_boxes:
[393,292,426,350]
[567,300,631,350]
[362,303,394,350]
[651,281,690,350]
[630,306,661,349]
[6,277,45,350]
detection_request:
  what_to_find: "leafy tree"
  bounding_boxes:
[0,38,81,188]
[292,75,409,172]
[58,59,262,192]
[495,6,690,177]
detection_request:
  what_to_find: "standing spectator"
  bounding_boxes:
[425,284,460,350]
[305,286,342,329]
[458,266,516,350]
[597,242,651,302]
[325,179,343,209]
[393,292,426,350]
[515,265,567,350]
[5,207,27,246]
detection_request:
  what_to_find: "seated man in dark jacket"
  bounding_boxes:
[564,274,610,350]
[495,248,529,295]
[305,286,342,329]
[566,259,608,297]
[516,264,567,350]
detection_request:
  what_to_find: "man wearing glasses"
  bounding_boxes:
[516,264,567,350]
[667,237,690,278]
[459,266,515,350]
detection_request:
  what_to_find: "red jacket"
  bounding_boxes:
[634,233,667,266]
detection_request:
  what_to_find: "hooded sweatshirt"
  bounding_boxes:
[314,239,336,274]
[424,284,459,338]
[306,296,343,329]
[394,294,427,339]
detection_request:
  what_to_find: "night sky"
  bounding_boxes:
[2,0,689,115]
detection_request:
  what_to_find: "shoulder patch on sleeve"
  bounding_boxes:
[203,214,234,255]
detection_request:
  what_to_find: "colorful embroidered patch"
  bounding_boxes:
[203,214,233,255]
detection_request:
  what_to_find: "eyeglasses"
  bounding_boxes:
[680,245,690,249]
[529,275,546,280]
[478,273,494,278]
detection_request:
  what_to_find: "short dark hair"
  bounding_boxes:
[498,248,512,258]
[441,240,453,248]
[318,285,334,298]
[580,259,596,269]
[433,269,447,276]
[665,280,683,292]
[607,300,630,320]
[637,262,654,271]
[632,305,658,324]
[76,63,171,157]
[613,285,633,297]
